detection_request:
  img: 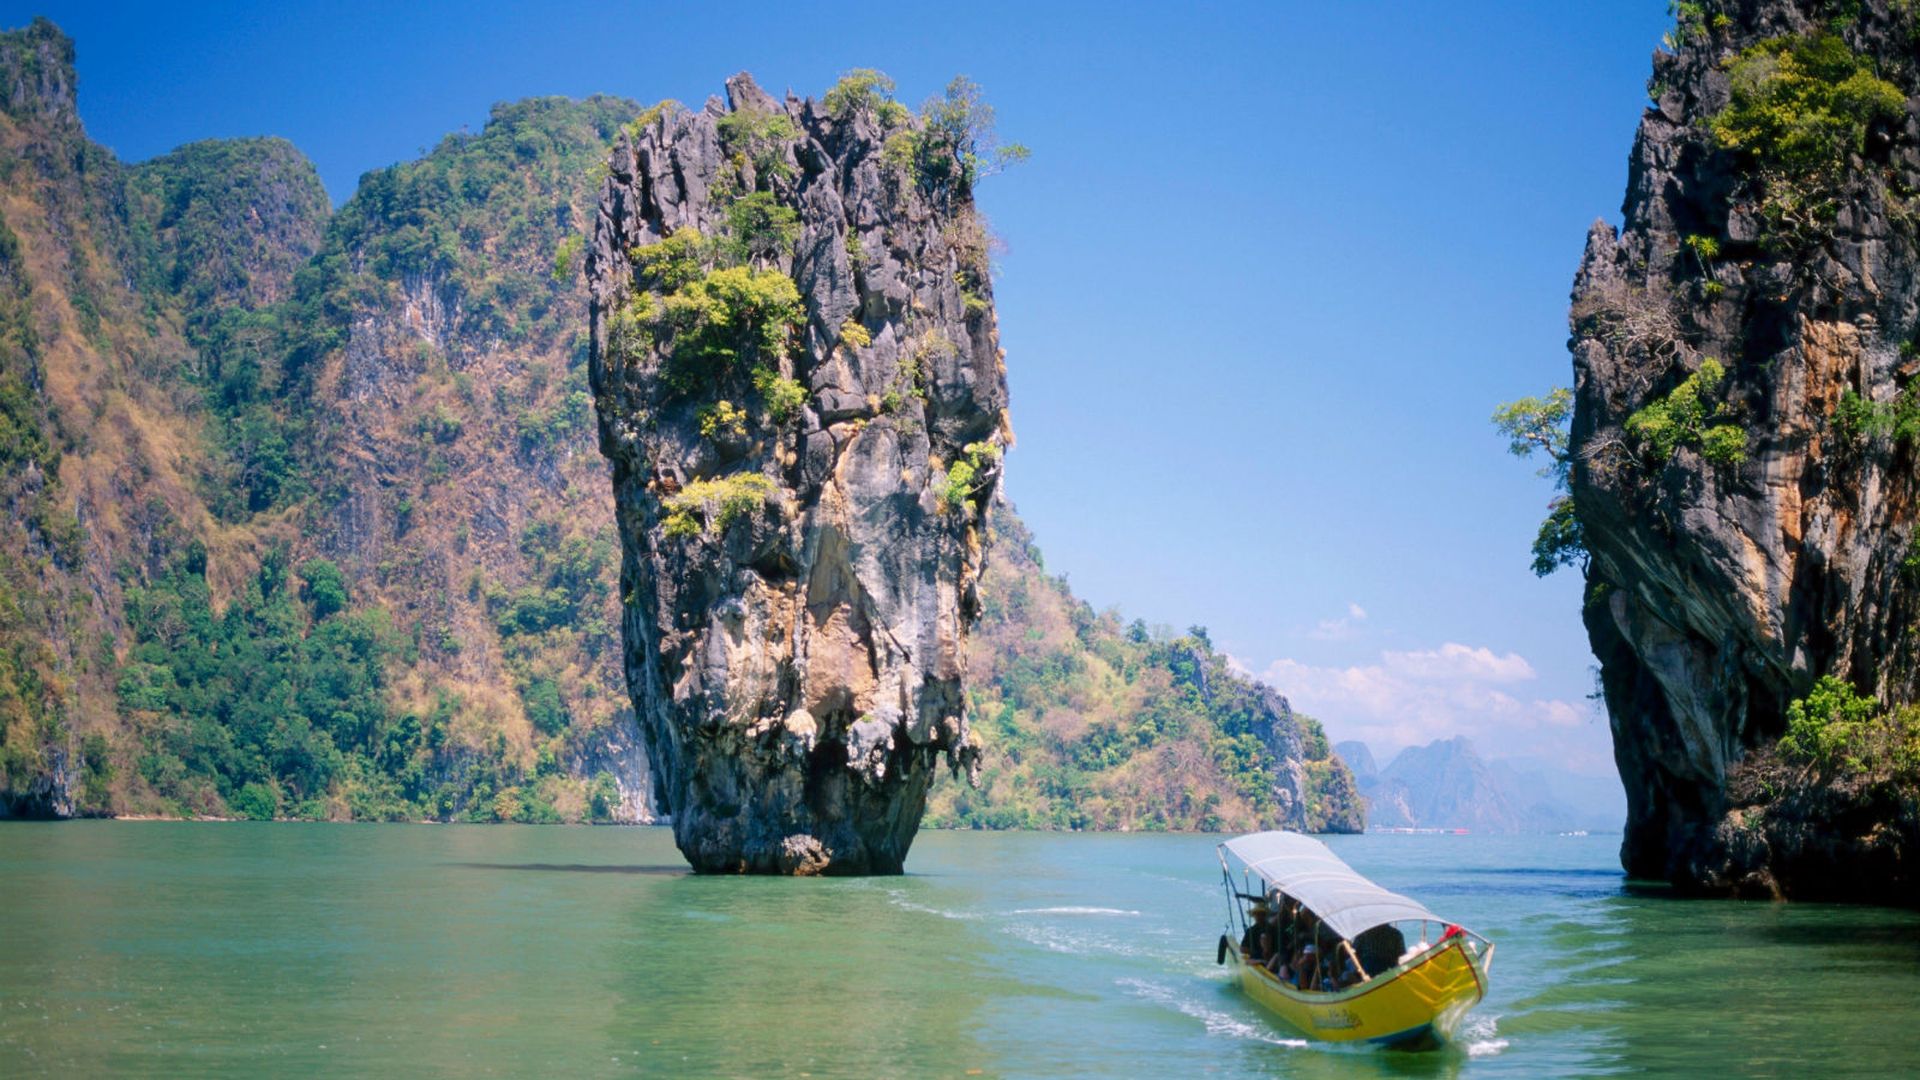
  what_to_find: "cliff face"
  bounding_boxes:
[1,18,277,817]
[0,16,658,824]
[1570,0,1920,896]
[588,75,1010,873]
[290,95,657,823]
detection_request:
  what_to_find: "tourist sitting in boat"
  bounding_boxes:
[1332,942,1364,989]
[1269,896,1298,979]
[1247,888,1397,995]
[1291,918,1320,991]
[1354,922,1406,977]
[1239,900,1272,963]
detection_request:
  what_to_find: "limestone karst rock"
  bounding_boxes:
[587,74,1010,873]
[1569,0,1920,899]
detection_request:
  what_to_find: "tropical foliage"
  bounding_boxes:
[927,516,1361,832]
[1625,358,1748,467]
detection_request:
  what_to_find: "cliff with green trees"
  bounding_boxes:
[0,18,649,823]
[931,512,1364,833]
[0,19,1357,836]
[1502,0,1920,902]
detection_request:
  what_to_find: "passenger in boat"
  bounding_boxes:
[1354,923,1406,976]
[1293,940,1318,990]
[1270,896,1298,979]
[1331,941,1363,989]
[1291,913,1321,991]
[1313,927,1337,992]
[1240,901,1271,963]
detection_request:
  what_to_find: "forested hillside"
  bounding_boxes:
[0,18,648,822]
[0,19,1359,832]
[929,513,1362,833]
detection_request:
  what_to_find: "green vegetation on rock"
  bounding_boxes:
[1625,358,1747,467]
[926,515,1364,833]
[661,473,775,539]
[1710,32,1903,246]
[627,225,805,399]
[822,69,911,127]
[1778,675,1917,777]
[884,76,1030,207]
[715,105,798,180]
[939,442,999,513]
[725,192,800,265]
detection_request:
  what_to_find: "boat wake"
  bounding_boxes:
[1116,977,1310,1048]
[1461,1015,1508,1057]
[1003,921,1137,957]
[1007,906,1141,917]
[878,888,983,921]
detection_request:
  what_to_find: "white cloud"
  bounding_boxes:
[1261,642,1595,761]
[1309,601,1370,641]
[1382,643,1534,683]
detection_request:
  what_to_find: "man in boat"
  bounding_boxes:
[1332,941,1364,989]
[1270,895,1298,981]
[1239,900,1272,964]
[1354,923,1406,977]
[1290,912,1321,991]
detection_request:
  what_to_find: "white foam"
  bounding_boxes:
[1004,922,1132,956]
[1008,906,1142,917]
[1116,977,1309,1048]
[1461,1015,1508,1057]
[881,888,981,921]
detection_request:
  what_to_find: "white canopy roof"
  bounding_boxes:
[1220,831,1440,941]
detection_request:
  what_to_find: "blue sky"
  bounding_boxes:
[10,0,1675,774]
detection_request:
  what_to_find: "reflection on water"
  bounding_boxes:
[2,824,1918,1076]
[446,862,689,875]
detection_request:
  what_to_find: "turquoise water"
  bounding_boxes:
[2,824,1918,1077]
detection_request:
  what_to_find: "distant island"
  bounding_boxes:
[1337,737,1623,835]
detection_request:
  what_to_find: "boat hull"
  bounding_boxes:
[1227,936,1489,1046]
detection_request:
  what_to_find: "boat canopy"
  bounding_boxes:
[1220,831,1440,941]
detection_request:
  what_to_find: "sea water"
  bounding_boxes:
[1,823,1917,1077]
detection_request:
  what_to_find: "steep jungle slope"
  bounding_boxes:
[108,94,659,824]
[929,511,1363,833]
[0,18,654,823]
[1569,0,1920,900]
[0,18,307,816]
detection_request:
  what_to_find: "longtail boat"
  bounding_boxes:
[1215,831,1492,1049]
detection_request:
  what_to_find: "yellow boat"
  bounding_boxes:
[1215,832,1493,1049]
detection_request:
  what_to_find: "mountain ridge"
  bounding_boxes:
[1338,736,1623,833]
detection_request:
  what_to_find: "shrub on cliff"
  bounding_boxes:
[1625,358,1748,467]
[724,192,799,265]
[884,77,1029,208]
[938,442,999,513]
[822,69,911,127]
[750,366,807,421]
[1710,32,1903,246]
[715,106,797,181]
[654,266,802,391]
[661,472,775,538]
[1780,675,1920,778]
[298,558,348,618]
[1491,387,1589,576]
